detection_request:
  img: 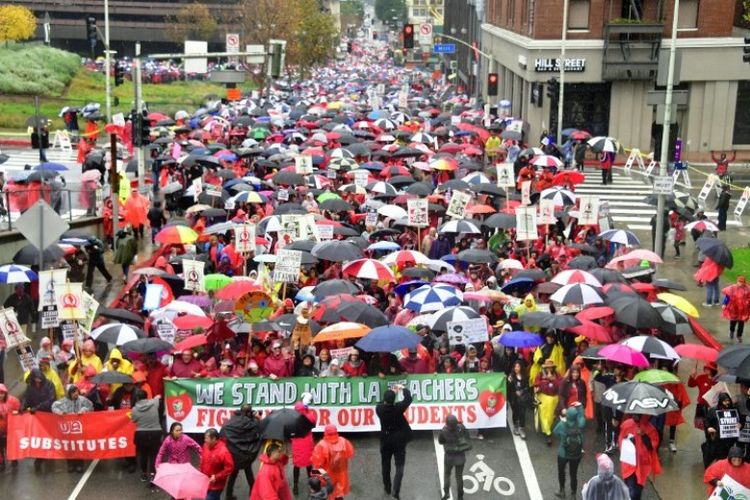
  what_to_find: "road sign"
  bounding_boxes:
[15,200,69,252]
[184,40,208,74]
[226,33,240,64]
[652,175,674,195]
[245,44,266,65]
[418,23,433,45]
[433,43,456,54]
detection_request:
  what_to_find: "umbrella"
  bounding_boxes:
[590,269,626,284]
[320,198,354,212]
[204,273,232,291]
[609,296,663,329]
[652,278,687,291]
[550,283,604,306]
[120,338,174,354]
[438,219,481,234]
[674,344,718,364]
[551,270,602,288]
[311,241,363,262]
[97,307,145,325]
[0,264,38,283]
[404,284,463,313]
[576,306,615,321]
[153,463,210,500]
[355,325,421,352]
[313,322,371,343]
[90,323,144,345]
[599,344,650,368]
[651,302,693,335]
[656,293,699,318]
[331,301,389,328]
[429,306,481,332]
[259,408,316,440]
[381,250,430,266]
[695,238,733,268]
[633,369,680,384]
[483,213,516,229]
[13,244,64,265]
[173,334,209,352]
[342,259,396,281]
[312,279,360,299]
[599,229,640,246]
[717,345,750,370]
[620,335,681,361]
[155,226,198,245]
[456,249,497,264]
[173,315,213,330]
[500,277,536,295]
[90,372,134,384]
[541,187,576,206]
[522,312,581,330]
[587,136,621,153]
[496,331,544,348]
[601,381,678,415]
[567,256,597,270]
[565,320,614,343]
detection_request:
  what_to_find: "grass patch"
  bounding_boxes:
[723,247,750,283]
[0,43,80,96]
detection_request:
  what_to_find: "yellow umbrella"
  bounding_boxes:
[657,293,699,318]
[313,322,371,343]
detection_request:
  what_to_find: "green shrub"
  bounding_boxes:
[0,42,80,96]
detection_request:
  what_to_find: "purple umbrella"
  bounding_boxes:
[177,295,213,308]
[433,273,470,285]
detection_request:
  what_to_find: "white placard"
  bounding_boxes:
[710,474,750,499]
[653,175,674,195]
[281,214,306,241]
[577,196,600,226]
[496,164,515,188]
[295,156,313,175]
[156,319,177,345]
[184,40,208,74]
[538,199,556,225]
[54,282,84,320]
[144,284,164,311]
[365,211,378,227]
[79,291,99,334]
[112,112,125,127]
[735,186,750,216]
[353,170,369,188]
[398,91,408,109]
[446,318,488,346]
[278,188,289,202]
[698,174,718,201]
[16,344,36,372]
[182,259,206,292]
[407,198,429,227]
[451,116,461,126]
[192,177,203,202]
[515,206,538,241]
[225,199,236,211]
[327,169,337,179]
[0,308,30,349]
[60,320,77,342]
[521,181,531,206]
[318,224,334,240]
[330,347,354,361]
[446,190,471,219]
[302,214,320,242]
[38,269,67,310]
[619,436,637,465]
[718,409,740,439]
[273,249,302,283]
[234,223,257,253]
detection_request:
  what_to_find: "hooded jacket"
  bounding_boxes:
[219,409,262,469]
[582,454,630,500]
[704,451,750,494]
[376,388,413,447]
[618,415,662,486]
[438,415,471,464]
[52,385,94,415]
[0,384,21,434]
[553,405,586,459]
[250,453,293,500]
[311,425,355,499]
[21,368,55,412]
[199,439,234,491]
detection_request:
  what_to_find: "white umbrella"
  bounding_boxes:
[378,204,408,219]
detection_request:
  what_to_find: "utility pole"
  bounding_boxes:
[557,0,569,144]
[104,0,112,122]
[34,96,44,163]
[110,133,119,251]
[134,42,145,190]
[655,0,680,258]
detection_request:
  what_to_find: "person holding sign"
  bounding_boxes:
[704,445,750,495]
[704,392,742,468]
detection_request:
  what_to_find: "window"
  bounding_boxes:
[678,0,699,29]
[568,0,590,30]
[733,81,750,145]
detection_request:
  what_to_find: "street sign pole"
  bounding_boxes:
[134,42,145,191]
[655,0,680,258]
[104,0,112,123]
[110,133,119,251]
[557,0,569,145]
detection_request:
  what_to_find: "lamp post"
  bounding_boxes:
[557,0,569,144]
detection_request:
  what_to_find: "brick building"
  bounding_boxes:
[473,0,750,158]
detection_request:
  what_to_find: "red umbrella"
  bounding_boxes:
[439,143,462,154]
[566,319,614,343]
[173,315,213,330]
[631,282,657,294]
[553,171,585,186]
[456,123,489,142]
[216,280,263,300]
[576,306,615,321]
[674,343,719,363]
[173,334,208,352]
[570,130,591,140]
[602,283,636,295]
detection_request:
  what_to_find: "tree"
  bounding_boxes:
[288,0,339,77]
[165,3,218,45]
[0,5,37,43]
[375,0,407,26]
[340,0,365,31]
[227,0,303,46]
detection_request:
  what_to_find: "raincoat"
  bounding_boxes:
[581,454,629,500]
[250,453,293,500]
[534,369,561,435]
[21,368,56,412]
[618,415,662,486]
[0,384,21,435]
[311,425,355,499]
[553,405,586,459]
[52,386,94,415]
[722,279,750,322]
[199,439,234,491]
[704,456,750,494]
[529,342,567,383]
[663,382,690,427]
[291,402,317,468]
[104,348,134,392]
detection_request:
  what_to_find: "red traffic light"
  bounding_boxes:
[404,25,413,34]
[489,75,498,83]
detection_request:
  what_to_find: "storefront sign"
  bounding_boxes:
[165,374,506,432]
[534,58,586,73]
[6,410,136,460]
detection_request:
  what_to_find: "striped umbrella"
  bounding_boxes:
[374,118,397,130]
[313,322,371,343]
[541,187,576,206]
[551,270,602,288]
[599,229,640,247]
[438,219,481,234]
[90,323,145,345]
[231,191,266,204]
[404,284,464,313]
[328,157,359,171]
[587,136,621,153]
[429,306,481,332]
[368,181,398,196]
[411,132,435,144]
[621,335,681,361]
[532,155,564,169]
[550,283,604,306]
[381,250,430,266]
[0,264,38,283]
[342,259,396,281]
[155,225,198,244]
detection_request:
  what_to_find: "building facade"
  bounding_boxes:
[474,0,750,158]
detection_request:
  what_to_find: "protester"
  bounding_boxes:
[507,360,531,439]
[581,454,629,500]
[553,403,585,498]
[52,385,93,472]
[220,404,261,499]
[618,415,662,500]
[704,444,750,494]
[130,390,162,483]
[308,469,335,500]
[0,384,20,471]
[311,424,355,499]
[292,396,318,495]
[438,414,471,500]
[376,384,412,499]
[722,275,750,342]
[155,422,202,465]
[535,359,561,445]
[200,428,234,500]
[250,442,293,500]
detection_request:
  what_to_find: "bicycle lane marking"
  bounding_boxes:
[433,431,452,499]
[67,459,100,500]
[511,431,543,499]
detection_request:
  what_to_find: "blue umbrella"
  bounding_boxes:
[0,264,38,283]
[496,331,543,348]
[394,280,428,297]
[34,162,68,171]
[501,277,535,295]
[367,110,388,120]
[355,325,421,352]
[367,241,400,252]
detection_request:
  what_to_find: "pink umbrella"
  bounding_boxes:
[606,249,663,269]
[599,344,649,368]
[153,463,209,499]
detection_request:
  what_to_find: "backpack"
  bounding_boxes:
[563,428,583,458]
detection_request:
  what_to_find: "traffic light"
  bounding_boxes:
[85,16,97,48]
[487,73,498,97]
[403,24,414,49]
[113,61,124,86]
[131,111,141,147]
[347,41,353,53]
[546,77,559,101]
[140,110,151,146]
[744,36,750,63]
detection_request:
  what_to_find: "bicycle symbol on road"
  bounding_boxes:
[463,454,516,496]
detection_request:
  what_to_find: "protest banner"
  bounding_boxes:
[165,373,506,433]
[273,249,302,283]
[710,474,750,499]
[718,409,740,439]
[515,206,538,241]
[0,307,30,348]
[407,198,429,227]
[330,347,354,362]
[183,259,205,292]
[55,282,84,321]
[6,410,136,460]
[447,318,489,346]
[446,191,471,219]
[234,223,256,253]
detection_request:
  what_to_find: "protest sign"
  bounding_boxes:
[446,191,471,219]
[0,307,30,348]
[6,410,136,460]
[407,198,429,227]
[79,292,99,335]
[515,206,538,241]
[710,474,750,499]
[718,409,740,439]
[55,282,84,321]
[577,196,600,226]
[38,269,67,310]
[280,214,305,241]
[318,224,334,240]
[40,306,59,329]
[166,373,506,432]
[365,211,378,227]
[144,284,164,311]
[496,164,515,188]
[273,249,302,283]
[182,259,206,292]
[192,177,202,202]
[156,319,177,345]
[295,155,313,175]
[353,169,369,188]
[16,344,36,372]
[447,318,489,346]
[521,181,531,206]
[277,188,289,202]
[538,199,556,225]
[234,223,256,253]
[59,321,77,342]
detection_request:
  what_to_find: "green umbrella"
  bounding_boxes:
[252,128,271,139]
[204,273,232,291]
[633,369,679,384]
[317,192,342,203]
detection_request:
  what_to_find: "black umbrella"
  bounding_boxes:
[696,237,733,268]
[609,296,663,329]
[312,279,360,299]
[320,198,353,212]
[335,301,389,328]
[286,240,316,252]
[456,249,497,264]
[590,268,625,284]
[405,182,433,196]
[203,208,227,218]
[97,307,145,325]
[601,381,678,416]
[13,244,64,265]
[717,345,750,370]
[483,213,516,229]
[274,203,306,215]
[248,320,285,332]
[471,183,506,196]
[311,241,363,262]
[273,171,306,186]
[567,256,597,270]
[369,228,400,239]
[652,278,687,291]
[401,267,436,279]
[581,345,606,359]
[91,372,134,384]
[259,408,315,440]
[514,269,547,281]
[120,338,173,354]
[521,312,581,330]
[437,179,470,192]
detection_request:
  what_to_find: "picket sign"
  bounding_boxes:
[623,149,646,172]
[52,130,72,152]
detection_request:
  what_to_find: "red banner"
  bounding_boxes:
[6,410,136,460]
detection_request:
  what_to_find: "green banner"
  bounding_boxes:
[165,373,506,432]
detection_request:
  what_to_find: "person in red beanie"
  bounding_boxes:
[200,428,234,500]
[311,425,355,499]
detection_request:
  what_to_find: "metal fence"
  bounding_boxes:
[1,187,103,232]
